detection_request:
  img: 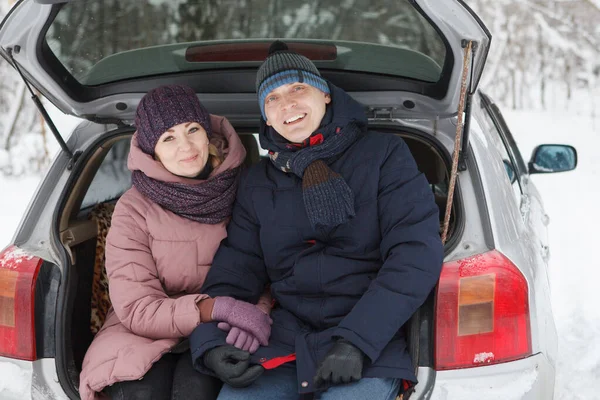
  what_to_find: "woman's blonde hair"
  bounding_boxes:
[208,140,224,168]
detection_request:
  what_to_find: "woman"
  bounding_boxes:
[79,85,272,400]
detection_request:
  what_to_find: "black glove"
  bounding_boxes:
[203,345,264,388]
[314,339,365,387]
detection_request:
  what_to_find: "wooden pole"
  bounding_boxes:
[441,41,473,245]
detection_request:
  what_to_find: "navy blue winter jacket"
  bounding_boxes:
[190,89,444,394]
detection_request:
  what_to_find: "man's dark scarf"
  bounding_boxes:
[132,156,240,225]
[259,83,367,229]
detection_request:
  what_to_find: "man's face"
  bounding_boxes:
[264,82,331,143]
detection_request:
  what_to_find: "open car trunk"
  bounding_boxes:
[55,122,460,397]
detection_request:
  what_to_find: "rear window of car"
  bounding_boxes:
[45,0,447,86]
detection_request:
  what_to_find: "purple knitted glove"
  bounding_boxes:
[212,297,272,346]
[218,323,260,354]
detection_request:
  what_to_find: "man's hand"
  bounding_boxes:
[203,345,264,388]
[314,339,365,387]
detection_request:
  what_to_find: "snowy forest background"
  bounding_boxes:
[0,0,599,177]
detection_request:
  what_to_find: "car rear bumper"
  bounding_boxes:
[411,353,555,400]
[1,353,554,399]
[0,357,68,400]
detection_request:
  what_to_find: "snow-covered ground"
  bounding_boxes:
[0,109,598,399]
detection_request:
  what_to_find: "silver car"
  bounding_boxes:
[0,0,576,399]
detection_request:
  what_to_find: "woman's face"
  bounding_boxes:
[154,122,210,178]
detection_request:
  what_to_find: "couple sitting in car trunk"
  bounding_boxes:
[79,41,443,400]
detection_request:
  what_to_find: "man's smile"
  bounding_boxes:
[284,113,307,124]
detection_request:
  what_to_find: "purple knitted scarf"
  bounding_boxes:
[132,166,240,224]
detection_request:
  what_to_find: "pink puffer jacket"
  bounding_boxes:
[79,115,266,400]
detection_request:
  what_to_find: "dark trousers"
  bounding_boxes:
[104,350,222,400]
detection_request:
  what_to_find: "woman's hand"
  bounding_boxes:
[217,323,260,354]
[211,297,272,346]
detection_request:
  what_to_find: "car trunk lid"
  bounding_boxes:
[1,0,490,124]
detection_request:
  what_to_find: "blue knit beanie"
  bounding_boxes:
[256,41,330,119]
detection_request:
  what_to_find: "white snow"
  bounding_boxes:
[0,175,44,251]
[473,352,495,364]
[0,109,598,399]
[0,361,32,399]
[0,245,35,269]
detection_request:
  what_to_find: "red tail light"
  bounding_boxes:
[0,245,42,361]
[435,250,531,370]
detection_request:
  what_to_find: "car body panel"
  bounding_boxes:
[415,0,491,109]
[468,102,557,367]
[412,353,555,399]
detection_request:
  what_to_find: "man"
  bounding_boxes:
[190,40,444,400]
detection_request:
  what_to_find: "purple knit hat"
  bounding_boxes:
[135,84,211,156]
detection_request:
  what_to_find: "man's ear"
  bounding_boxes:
[324,93,331,104]
[266,119,272,126]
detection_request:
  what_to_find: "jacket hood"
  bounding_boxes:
[313,81,368,129]
[128,114,246,183]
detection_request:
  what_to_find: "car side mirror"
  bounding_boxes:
[528,144,577,174]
